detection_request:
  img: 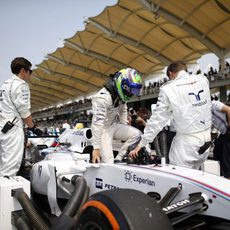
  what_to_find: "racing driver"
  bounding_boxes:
[92,68,143,163]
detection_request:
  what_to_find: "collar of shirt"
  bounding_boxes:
[175,70,188,80]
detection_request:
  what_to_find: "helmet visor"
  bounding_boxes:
[123,80,142,96]
[130,85,142,96]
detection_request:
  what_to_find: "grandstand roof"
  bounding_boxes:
[30,0,230,111]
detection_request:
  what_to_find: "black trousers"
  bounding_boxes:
[213,134,230,178]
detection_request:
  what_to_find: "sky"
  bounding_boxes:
[0,0,117,85]
[0,0,225,87]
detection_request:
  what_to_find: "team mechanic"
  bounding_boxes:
[0,57,43,177]
[92,68,143,163]
[130,61,212,169]
[211,100,230,179]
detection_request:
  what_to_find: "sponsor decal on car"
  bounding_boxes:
[162,199,190,212]
[38,165,42,177]
[95,178,119,190]
[95,178,103,189]
[124,170,155,187]
[72,130,84,136]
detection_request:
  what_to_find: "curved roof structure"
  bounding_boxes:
[30,0,230,111]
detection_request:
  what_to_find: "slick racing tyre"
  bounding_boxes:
[77,188,172,230]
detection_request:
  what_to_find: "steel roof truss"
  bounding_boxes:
[138,0,223,57]
[30,91,57,103]
[64,41,124,69]
[30,88,64,100]
[202,18,230,39]
[47,54,108,81]
[30,82,73,97]
[86,18,171,65]
[37,66,100,91]
[33,71,85,94]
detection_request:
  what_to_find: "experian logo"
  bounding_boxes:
[124,170,155,187]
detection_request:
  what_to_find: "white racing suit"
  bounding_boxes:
[91,87,141,163]
[0,75,31,176]
[139,71,211,169]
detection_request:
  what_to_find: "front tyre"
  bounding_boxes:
[77,189,172,230]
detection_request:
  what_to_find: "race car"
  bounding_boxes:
[2,128,229,229]
[25,127,60,161]
[28,151,230,229]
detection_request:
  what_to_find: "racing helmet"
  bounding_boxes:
[74,123,84,129]
[114,68,143,102]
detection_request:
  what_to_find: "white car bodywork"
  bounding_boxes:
[29,127,230,222]
[31,151,230,221]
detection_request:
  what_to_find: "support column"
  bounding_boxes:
[219,85,227,102]
[219,56,225,79]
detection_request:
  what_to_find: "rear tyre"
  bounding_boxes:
[77,188,172,230]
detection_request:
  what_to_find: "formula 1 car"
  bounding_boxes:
[29,152,230,229]
[24,127,60,163]
[1,128,230,230]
